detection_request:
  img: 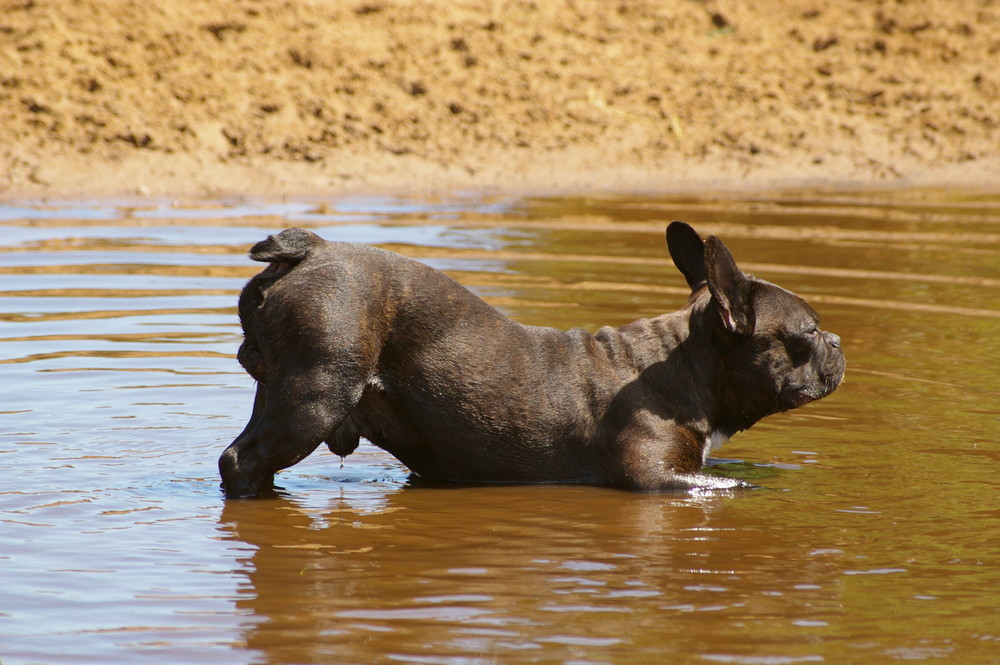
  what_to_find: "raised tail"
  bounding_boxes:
[249,227,324,264]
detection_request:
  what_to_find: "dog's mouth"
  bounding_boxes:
[779,366,845,411]
[779,385,819,411]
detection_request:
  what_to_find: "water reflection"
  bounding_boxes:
[218,484,848,664]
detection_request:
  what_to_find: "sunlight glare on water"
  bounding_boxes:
[1,191,999,664]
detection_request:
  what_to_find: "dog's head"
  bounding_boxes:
[667,222,846,433]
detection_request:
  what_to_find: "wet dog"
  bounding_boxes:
[220,222,844,498]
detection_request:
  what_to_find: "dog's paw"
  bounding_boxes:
[670,472,759,493]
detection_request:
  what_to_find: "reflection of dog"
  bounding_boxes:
[220,222,845,498]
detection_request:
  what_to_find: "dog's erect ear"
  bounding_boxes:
[666,221,707,291]
[705,235,755,336]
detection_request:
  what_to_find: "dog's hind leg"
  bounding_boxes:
[219,368,365,498]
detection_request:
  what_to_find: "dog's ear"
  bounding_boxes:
[705,236,755,336]
[666,221,707,291]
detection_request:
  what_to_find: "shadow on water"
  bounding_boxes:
[1,190,999,664]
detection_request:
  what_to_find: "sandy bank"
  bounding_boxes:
[2,0,998,198]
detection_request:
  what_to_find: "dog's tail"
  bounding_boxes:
[249,227,323,265]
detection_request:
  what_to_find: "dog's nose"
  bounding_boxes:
[825,332,841,349]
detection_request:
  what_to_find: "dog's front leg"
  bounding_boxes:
[615,424,755,493]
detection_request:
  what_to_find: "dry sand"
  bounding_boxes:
[2,0,998,198]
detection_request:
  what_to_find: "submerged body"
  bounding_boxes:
[220,224,844,498]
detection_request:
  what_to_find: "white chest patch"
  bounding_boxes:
[703,430,730,463]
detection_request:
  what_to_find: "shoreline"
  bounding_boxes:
[5,149,998,203]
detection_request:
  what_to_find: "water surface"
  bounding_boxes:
[2,191,998,664]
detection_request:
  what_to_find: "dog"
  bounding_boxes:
[219,222,845,498]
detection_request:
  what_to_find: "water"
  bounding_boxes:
[1,191,998,664]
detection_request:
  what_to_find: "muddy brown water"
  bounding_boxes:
[1,191,998,664]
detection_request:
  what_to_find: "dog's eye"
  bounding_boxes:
[786,330,817,365]
[798,321,819,337]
